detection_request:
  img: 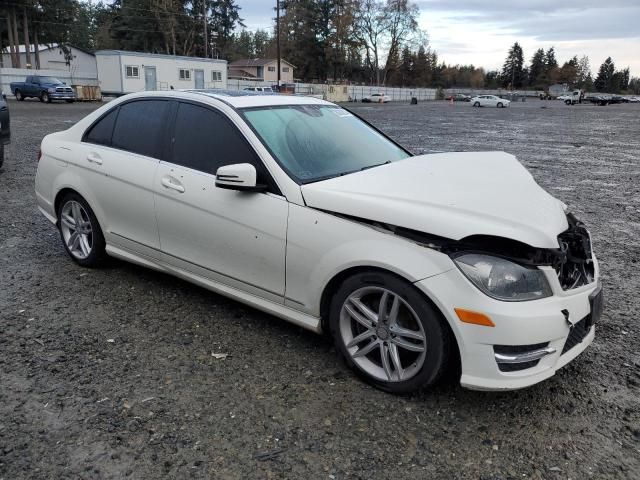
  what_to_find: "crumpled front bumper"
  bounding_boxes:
[414,260,600,391]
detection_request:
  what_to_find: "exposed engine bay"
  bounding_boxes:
[329,210,595,291]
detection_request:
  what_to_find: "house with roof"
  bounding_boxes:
[1,44,97,79]
[228,58,295,83]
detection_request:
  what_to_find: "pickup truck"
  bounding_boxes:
[0,90,10,168]
[10,75,76,103]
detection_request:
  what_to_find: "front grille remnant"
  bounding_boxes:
[554,213,595,290]
[562,316,591,354]
[494,342,551,372]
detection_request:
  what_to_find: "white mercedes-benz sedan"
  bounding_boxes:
[35,90,602,393]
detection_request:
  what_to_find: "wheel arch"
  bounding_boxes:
[319,265,461,372]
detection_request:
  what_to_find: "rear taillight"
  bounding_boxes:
[37,147,42,162]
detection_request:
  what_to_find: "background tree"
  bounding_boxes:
[528,48,545,88]
[500,42,526,88]
[595,57,616,92]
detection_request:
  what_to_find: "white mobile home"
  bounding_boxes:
[95,50,227,95]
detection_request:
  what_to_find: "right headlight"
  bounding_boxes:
[453,253,552,302]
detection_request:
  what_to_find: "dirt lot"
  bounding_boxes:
[1,98,638,479]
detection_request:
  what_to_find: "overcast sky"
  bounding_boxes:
[238,0,640,77]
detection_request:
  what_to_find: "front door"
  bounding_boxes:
[194,69,204,89]
[144,67,157,91]
[153,101,288,301]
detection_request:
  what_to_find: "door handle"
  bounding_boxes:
[87,152,103,165]
[161,176,185,193]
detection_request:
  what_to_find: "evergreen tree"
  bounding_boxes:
[500,42,526,88]
[528,48,545,88]
[595,57,615,92]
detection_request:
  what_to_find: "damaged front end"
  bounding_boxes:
[328,210,596,292]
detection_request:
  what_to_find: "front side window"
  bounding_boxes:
[125,66,140,78]
[241,105,410,183]
[171,102,268,184]
[179,69,191,80]
[111,100,168,158]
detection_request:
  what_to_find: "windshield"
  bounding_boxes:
[241,105,410,183]
[38,76,63,85]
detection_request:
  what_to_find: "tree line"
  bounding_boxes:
[1,1,638,94]
[500,42,636,93]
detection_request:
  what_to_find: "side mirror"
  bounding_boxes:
[215,163,267,192]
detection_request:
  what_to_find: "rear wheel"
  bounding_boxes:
[329,271,450,394]
[57,193,107,267]
[15,89,24,101]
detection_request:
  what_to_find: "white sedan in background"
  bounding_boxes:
[35,90,601,394]
[362,93,391,103]
[471,95,510,108]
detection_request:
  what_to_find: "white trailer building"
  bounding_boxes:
[95,50,227,95]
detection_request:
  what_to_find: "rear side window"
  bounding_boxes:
[111,100,168,158]
[84,108,118,146]
[171,102,262,176]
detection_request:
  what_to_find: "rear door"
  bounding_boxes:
[80,99,170,253]
[153,101,288,301]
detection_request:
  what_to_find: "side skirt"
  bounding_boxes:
[105,244,322,334]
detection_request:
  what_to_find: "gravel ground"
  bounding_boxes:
[1,98,638,479]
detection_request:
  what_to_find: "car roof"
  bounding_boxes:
[110,89,334,109]
[185,89,332,108]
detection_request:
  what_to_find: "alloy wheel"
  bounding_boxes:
[339,287,427,383]
[60,200,93,260]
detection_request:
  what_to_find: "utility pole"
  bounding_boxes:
[203,1,208,58]
[276,0,281,88]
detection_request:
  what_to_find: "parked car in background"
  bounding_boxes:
[471,95,510,108]
[629,97,640,103]
[35,90,602,394]
[243,86,274,93]
[0,91,10,168]
[362,93,391,103]
[446,93,471,102]
[10,76,76,103]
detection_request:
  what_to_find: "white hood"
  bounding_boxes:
[301,152,567,249]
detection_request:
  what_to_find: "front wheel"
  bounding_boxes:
[473,101,480,107]
[57,193,107,267]
[497,102,503,108]
[329,271,450,394]
[41,92,51,103]
[15,89,24,101]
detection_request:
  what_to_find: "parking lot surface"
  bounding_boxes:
[1,99,639,479]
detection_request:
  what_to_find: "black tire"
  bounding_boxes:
[565,99,571,105]
[329,271,451,394]
[0,144,4,169]
[497,102,503,108]
[473,101,480,107]
[57,192,107,268]
[41,92,51,103]
[15,89,24,101]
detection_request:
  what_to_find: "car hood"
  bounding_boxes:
[300,152,567,249]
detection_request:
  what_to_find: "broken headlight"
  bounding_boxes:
[453,253,552,301]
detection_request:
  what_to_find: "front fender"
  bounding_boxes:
[285,204,454,316]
